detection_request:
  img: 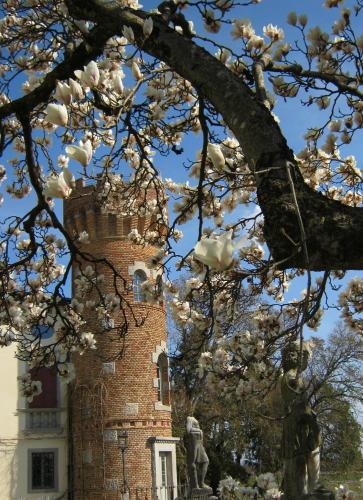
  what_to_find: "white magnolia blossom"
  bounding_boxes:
[194,230,245,271]
[247,34,265,50]
[59,362,76,382]
[0,325,17,346]
[78,231,90,244]
[143,17,153,37]
[44,168,74,199]
[45,103,68,127]
[207,143,226,170]
[18,373,42,403]
[335,484,355,500]
[0,0,361,442]
[218,474,281,499]
[263,23,284,41]
[122,25,135,43]
[65,139,93,167]
[62,166,75,189]
[79,331,97,352]
[74,60,100,88]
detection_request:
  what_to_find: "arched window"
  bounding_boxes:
[32,325,53,340]
[108,213,117,236]
[157,353,170,405]
[133,270,147,302]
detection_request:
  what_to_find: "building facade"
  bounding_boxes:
[0,341,69,499]
[0,180,178,499]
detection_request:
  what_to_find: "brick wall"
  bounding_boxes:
[64,181,171,499]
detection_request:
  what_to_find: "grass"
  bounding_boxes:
[320,471,363,498]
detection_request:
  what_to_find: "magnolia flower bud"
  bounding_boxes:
[287,11,297,26]
[45,103,68,127]
[55,82,72,105]
[65,139,93,167]
[143,17,153,37]
[112,73,124,95]
[122,26,135,43]
[69,78,84,100]
[132,61,143,80]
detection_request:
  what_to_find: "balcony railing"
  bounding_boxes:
[24,408,62,432]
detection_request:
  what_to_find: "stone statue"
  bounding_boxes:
[185,416,212,494]
[280,342,321,500]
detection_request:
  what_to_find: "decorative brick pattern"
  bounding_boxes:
[64,182,173,499]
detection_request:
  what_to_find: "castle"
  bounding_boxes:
[0,179,179,499]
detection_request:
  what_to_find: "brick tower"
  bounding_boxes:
[64,179,179,499]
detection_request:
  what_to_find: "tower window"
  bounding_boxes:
[28,448,58,492]
[157,353,170,405]
[137,217,145,236]
[133,270,147,302]
[122,217,131,237]
[108,213,117,236]
[32,325,53,340]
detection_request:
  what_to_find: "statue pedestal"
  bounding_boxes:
[191,487,214,499]
[305,485,335,499]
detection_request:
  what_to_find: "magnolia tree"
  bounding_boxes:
[0,0,363,397]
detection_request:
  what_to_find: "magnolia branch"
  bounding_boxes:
[1,0,362,270]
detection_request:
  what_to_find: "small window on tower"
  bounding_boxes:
[108,213,117,236]
[157,353,170,406]
[123,217,131,236]
[133,270,147,302]
[138,216,145,236]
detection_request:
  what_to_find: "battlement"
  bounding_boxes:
[63,179,162,242]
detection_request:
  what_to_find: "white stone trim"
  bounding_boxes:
[151,341,167,364]
[104,429,118,442]
[125,403,139,415]
[153,378,159,389]
[128,261,151,277]
[82,448,92,464]
[154,402,171,412]
[151,437,179,494]
[151,437,180,444]
[102,362,115,374]
[105,478,120,491]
